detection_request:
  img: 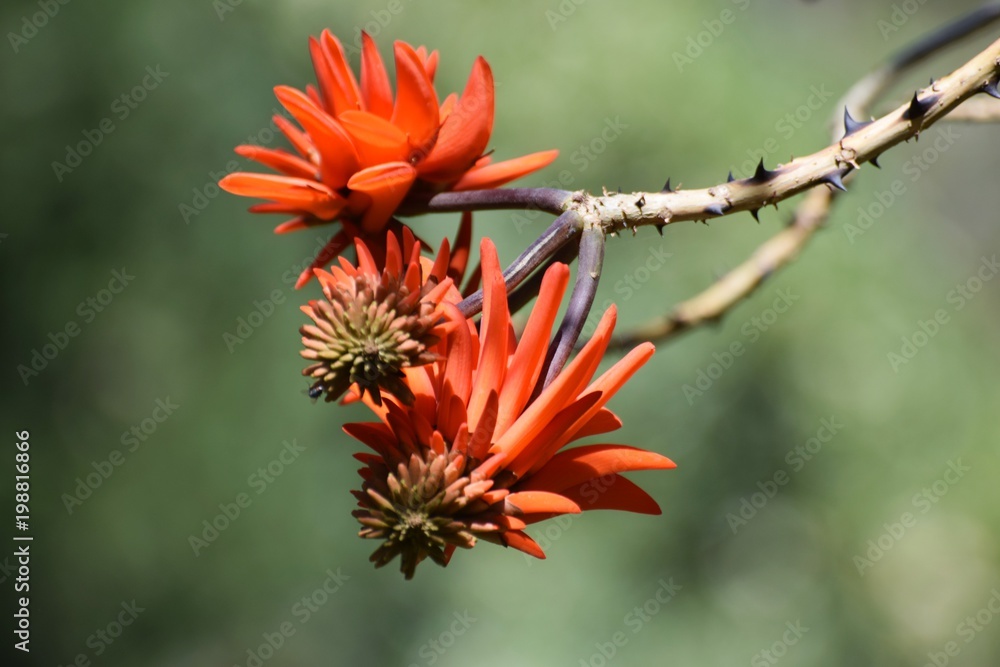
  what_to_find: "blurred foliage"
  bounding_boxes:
[2,0,999,665]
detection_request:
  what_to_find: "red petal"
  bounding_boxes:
[346,162,417,233]
[506,491,581,516]
[452,150,560,191]
[490,307,616,462]
[523,444,676,493]
[235,145,316,179]
[338,110,409,168]
[560,475,663,515]
[360,31,393,118]
[274,86,359,189]
[495,263,570,433]
[418,57,494,182]
[273,114,316,160]
[391,41,440,158]
[467,240,509,429]
[220,173,345,219]
[501,530,546,558]
[572,409,623,439]
[318,30,362,114]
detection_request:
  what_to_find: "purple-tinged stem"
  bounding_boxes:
[402,188,572,217]
[457,210,582,318]
[537,226,605,393]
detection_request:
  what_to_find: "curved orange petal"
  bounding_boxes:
[560,475,663,514]
[391,41,440,158]
[418,57,494,182]
[346,162,417,233]
[338,110,409,169]
[495,263,570,434]
[273,114,316,160]
[500,530,545,558]
[572,408,623,439]
[274,86,359,189]
[318,30,362,114]
[219,173,345,219]
[467,239,509,430]
[490,306,616,462]
[235,145,316,180]
[360,31,393,118]
[451,150,560,191]
[553,342,655,452]
[523,444,676,493]
[505,491,581,516]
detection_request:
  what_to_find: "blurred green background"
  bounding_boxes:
[3,0,1000,665]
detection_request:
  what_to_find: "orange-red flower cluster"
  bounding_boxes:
[341,240,675,578]
[220,31,557,285]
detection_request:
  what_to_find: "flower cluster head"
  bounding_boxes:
[226,28,675,580]
[219,30,558,286]
[346,240,675,579]
[300,229,461,406]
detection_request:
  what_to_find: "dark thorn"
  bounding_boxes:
[662,178,673,193]
[904,91,938,120]
[635,195,646,208]
[655,223,665,236]
[751,158,778,183]
[749,208,760,222]
[870,154,881,169]
[820,169,848,192]
[843,107,872,137]
[727,171,735,183]
[704,203,727,217]
[617,186,622,194]
[982,79,1000,100]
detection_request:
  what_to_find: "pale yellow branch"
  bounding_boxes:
[605,35,1000,347]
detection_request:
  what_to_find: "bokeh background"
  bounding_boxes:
[4,0,1000,665]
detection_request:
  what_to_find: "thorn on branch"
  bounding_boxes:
[750,158,779,183]
[843,107,873,137]
[727,171,735,183]
[749,208,760,223]
[820,168,850,192]
[704,203,728,217]
[662,178,674,193]
[904,91,939,120]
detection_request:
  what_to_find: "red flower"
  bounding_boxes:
[349,239,675,578]
[300,228,467,405]
[220,30,558,283]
